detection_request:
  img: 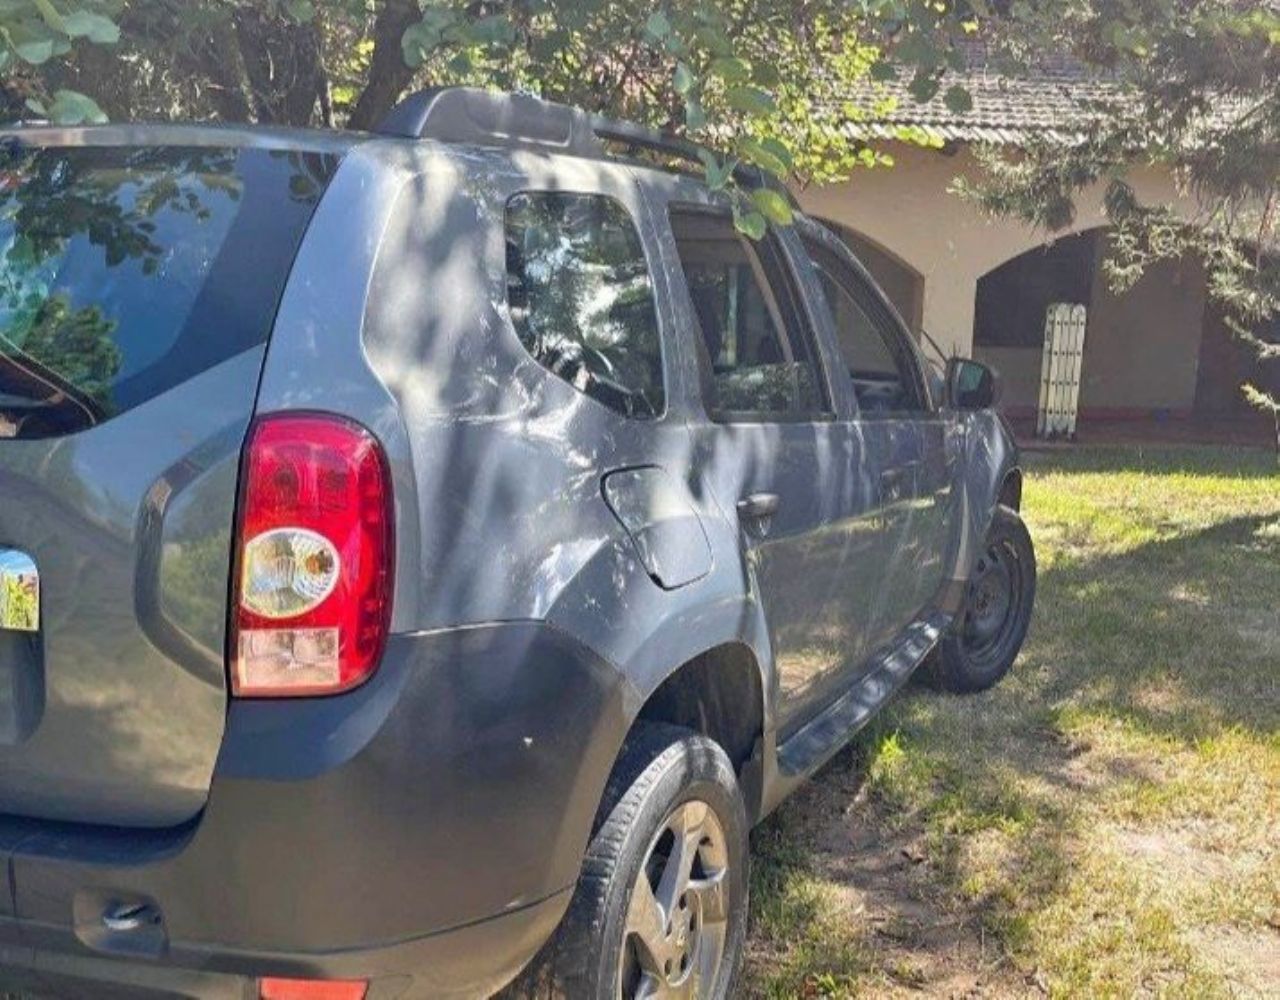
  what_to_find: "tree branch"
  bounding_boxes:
[347,0,423,131]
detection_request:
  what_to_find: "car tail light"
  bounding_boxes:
[231,414,394,697]
[259,979,368,1000]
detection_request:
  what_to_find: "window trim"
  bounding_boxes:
[801,233,934,419]
[667,203,836,425]
[503,188,669,421]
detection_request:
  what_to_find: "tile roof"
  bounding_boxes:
[844,41,1121,146]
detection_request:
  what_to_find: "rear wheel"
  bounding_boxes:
[512,723,749,999]
[930,505,1036,693]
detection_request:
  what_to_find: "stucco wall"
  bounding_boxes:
[1079,242,1205,412]
[797,144,1203,360]
[974,346,1042,409]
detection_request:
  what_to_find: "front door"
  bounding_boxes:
[801,234,951,671]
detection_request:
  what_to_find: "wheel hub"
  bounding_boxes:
[962,542,1018,654]
[620,800,730,999]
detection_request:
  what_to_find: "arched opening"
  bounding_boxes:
[972,229,1099,413]
[819,220,925,334]
[1194,258,1280,420]
[972,228,1215,426]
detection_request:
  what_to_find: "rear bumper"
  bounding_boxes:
[0,623,631,997]
[0,890,567,999]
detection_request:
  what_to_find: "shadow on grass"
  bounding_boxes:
[747,504,1279,996]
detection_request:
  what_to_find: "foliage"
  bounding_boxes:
[956,0,1280,414]
[0,1,971,237]
[0,1,119,122]
[1,569,38,630]
[1,2,1273,407]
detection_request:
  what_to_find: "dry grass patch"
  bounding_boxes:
[745,446,1280,999]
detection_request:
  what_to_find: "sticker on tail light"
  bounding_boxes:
[231,414,394,697]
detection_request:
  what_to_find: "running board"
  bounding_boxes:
[776,614,948,778]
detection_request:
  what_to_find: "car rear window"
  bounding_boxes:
[0,143,338,439]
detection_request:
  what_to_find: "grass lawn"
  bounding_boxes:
[745,445,1280,999]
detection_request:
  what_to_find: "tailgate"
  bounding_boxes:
[0,139,337,826]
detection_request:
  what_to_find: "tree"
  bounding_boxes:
[955,0,1280,426]
[1,1,975,236]
[4,2,1273,423]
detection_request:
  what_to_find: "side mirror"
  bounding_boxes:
[946,358,1001,411]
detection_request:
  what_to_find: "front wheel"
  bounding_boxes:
[517,722,750,999]
[930,505,1036,693]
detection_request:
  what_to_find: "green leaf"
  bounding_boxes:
[62,11,121,44]
[725,86,776,117]
[943,84,973,114]
[751,188,793,226]
[869,60,898,81]
[673,62,696,96]
[732,208,767,241]
[908,70,940,104]
[402,11,456,68]
[45,89,108,125]
[693,25,733,56]
[284,0,317,24]
[466,14,516,46]
[738,136,791,176]
[15,38,56,65]
[645,10,671,40]
[751,61,781,88]
[710,57,750,84]
[684,95,707,131]
[697,149,734,190]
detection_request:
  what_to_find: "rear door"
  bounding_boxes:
[0,139,337,826]
[664,206,870,732]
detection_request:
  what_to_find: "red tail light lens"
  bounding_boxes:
[231,414,394,697]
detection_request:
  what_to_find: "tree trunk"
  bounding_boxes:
[189,16,255,123]
[232,8,327,126]
[346,0,422,131]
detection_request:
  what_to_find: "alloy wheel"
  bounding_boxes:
[619,799,730,999]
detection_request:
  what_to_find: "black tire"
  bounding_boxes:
[508,722,750,999]
[929,505,1036,694]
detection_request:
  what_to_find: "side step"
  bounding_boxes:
[776,613,947,778]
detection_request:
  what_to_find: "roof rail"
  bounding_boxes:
[376,87,603,157]
[377,86,785,197]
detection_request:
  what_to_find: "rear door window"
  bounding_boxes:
[669,209,830,421]
[505,191,665,419]
[0,144,337,439]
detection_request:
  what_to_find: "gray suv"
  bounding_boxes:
[0,88,1034,1000]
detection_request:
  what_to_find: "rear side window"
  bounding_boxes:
[505,192,665,419]
[0,144,337,440]
[669,209,829,421]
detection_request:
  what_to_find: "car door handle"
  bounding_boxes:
[737,492,781,521]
